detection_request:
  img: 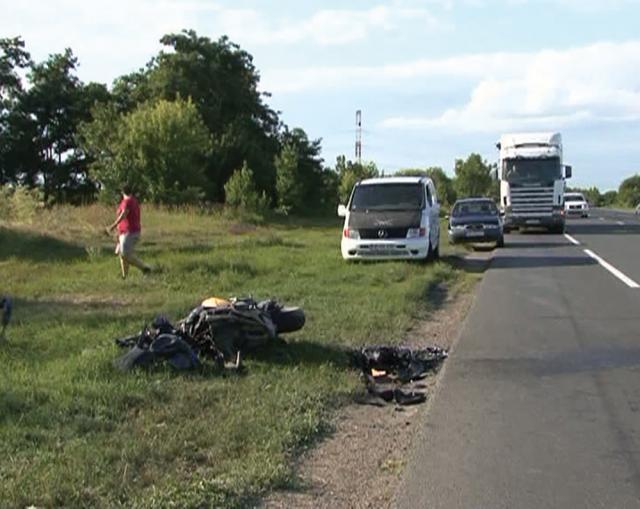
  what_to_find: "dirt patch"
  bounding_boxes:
[36,294,130,308]
[262,284,476,509]
[228,222,257,235]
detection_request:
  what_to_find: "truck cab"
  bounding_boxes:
[337,176,440,261]
[497,132,572,233]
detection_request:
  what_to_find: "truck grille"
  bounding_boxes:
[510,187,554,217]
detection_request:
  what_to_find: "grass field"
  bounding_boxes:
[0,205,470,508]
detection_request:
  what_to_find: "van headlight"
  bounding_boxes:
[343,228,360,240]
[406,227,426,238]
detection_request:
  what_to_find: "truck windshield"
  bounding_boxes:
[502,157,561,184]
[350,184,424,211]
[452,201,498,217]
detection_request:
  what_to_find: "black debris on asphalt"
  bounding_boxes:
[351,345,448,406]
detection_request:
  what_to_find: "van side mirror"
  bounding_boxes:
[337,204,347,217]
[564,165,572,179]
[444,214,450,220]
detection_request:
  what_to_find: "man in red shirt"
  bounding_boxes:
[107,185,151,279]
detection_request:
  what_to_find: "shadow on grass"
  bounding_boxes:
[0,226,85,262]
[180,259,258,277]
[250,338,350,369]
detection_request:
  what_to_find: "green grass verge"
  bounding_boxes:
[0,206,471,508]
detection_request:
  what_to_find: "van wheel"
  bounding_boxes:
[421,243,433,264]
[432,241,440,260]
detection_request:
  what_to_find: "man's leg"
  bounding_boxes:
[119,255,130,279]
[122,234,150,273]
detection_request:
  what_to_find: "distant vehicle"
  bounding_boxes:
[448,198,504,248]
[564,192,589,218]
[635,203,640,215]
[497,132,572,233]
[337,176,440,261]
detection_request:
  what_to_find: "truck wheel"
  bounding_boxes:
[496,236,505,248]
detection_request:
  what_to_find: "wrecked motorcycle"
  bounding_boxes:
[114,296,305,371]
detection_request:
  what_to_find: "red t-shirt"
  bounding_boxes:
[117,196,141,234]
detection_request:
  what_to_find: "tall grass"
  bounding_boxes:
[0,205,467,508]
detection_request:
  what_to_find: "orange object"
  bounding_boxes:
[201,296,231,308]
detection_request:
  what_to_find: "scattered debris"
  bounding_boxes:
[1,295,12,340]
[114,297,305,371]
[351,345,448,406]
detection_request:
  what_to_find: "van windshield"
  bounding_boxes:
[350,184,425,211]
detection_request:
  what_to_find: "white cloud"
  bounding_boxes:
[263,40,640,132]
[0,1,444,83]
[212,5,443,46]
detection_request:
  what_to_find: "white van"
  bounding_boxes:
[337,176,441,261]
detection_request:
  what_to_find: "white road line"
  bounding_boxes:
[599,217,605,221]
[617,221,625,226]
[583,249,640,289]
[564,234,580,245]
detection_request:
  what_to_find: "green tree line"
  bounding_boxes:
[568,175,640,209]
[0,31,339,213]
[3,32,637,214]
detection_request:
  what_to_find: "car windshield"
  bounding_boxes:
[452,201,498,217]
[350,183,424,211]
[565,194,585,202]
[502,157,562,184]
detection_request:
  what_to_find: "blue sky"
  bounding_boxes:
[3,0,640,190]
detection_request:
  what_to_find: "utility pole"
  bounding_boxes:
[355,110,362,165]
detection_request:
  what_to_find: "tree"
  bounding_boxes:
[335,155,379,203]
[80,98,212,204]
[113,30,281,202]
[396,166,457,208]
[0,37,32,185]
[224,161,269,213]
[275,142,303,213]
[601,190,618,207]
[454,153,494,199]
[274,128,327,214]
[617,175,640,208]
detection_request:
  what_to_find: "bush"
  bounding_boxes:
[224,162,270,215]
[0,185,43,223]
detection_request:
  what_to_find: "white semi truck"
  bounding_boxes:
[497,132,572,233]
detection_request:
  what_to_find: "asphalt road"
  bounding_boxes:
[396,209,640,509]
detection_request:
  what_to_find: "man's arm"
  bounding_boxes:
[108,206,129,232]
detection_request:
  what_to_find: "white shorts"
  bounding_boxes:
[117,233,140,256]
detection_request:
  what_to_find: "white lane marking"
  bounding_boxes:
[617,221,625,226]
[564,234,580,245]
[583,249,640,289]
[599,217,605,221]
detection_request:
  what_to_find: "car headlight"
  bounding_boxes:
[406,227,426,239]
[343,228,360,240]
[449,225,465,232]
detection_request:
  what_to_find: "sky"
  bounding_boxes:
[3,0,640,190]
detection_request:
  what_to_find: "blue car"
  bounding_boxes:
[448,198,504,247]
